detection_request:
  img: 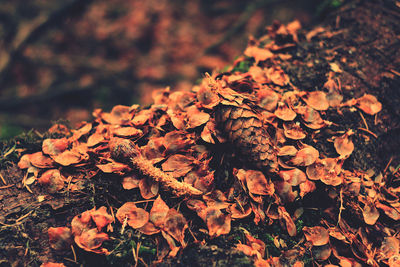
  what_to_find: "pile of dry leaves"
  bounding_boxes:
[18,21,400,267]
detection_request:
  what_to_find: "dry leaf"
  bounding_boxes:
[116,202,149,229]
[74,228,109,255]
[301,91,329,111]
[275,102,297,121]
[38,169,65,193]
[48,227,72,251]
[355,94,382,115]
[283,122,306,140]
[303,226,330,246]
[334,130,354,157]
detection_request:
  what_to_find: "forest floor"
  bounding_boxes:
[1,1,400,267]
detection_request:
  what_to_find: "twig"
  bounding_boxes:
[358,128,378,139]
[131,155,203,197]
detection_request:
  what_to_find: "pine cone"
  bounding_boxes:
[215,90,278,170]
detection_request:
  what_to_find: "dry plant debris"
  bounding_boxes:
[16,20,398,267]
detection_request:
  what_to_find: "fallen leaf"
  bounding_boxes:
[186,105,210,129]
[96,161,130,174]
[162,154,194,178]
[334,130,354,157]
[245,170,274,196]
[362,201,380,225]
[278,206,297,236]
[244,46,274,63]
[90,206,113,231]
[74,228,109,255]
[303,226,330,246]
[306,158,342,186]
[289,145,319,166]
[283,122,306,140]
[150,196,170,227]
[301,91,329,111]
[87,132,105,147]
[197,86,220,109]
[121,175,141,190]
[40,263,66,267]
[42,138,69,156]
[48,227,72,251]
[139,178,159,199]
[257,88,279,111]
[53,150,82,166]
[205,207,231,237]
[279,168,307,186]
[71,210,93,236]
[116,202,149,229]
[38,169,65,193]
[275,102,297,121]
[29,152,54,168]
[163,208,188,245]
[112,127,143,137]
[355,94,382,115]
[101,105,132,125]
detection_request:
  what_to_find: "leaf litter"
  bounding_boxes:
[15,20,397,267]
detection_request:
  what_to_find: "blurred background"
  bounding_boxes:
[0,0,340,139]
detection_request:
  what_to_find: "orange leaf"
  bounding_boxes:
[96,162,130,174]
[121,175,141,190]
[229,203,252,219]
[205,207,231,237]
[40,263,66,267]
[266,66,289,86]
[29,152,54,168]
[334,130,354,157]
[278,145,298,156]
[38,169,65,193]
[274,102,297,121]
[138,221,160,235]
[283,122,306,140]
[245,170,275,196]
[90,206,113,231]
[355,94,382,115]
[197,86,220,109]
[112,126,143,137]
[302,91,329,111]
[116,202,149,229]
[306,158,342,186]
[279,168,307,186]
[162,154,194,178]
[71,210,92,236]
[42,138,69,156]
[101,105,132,125]
[163,208,188,246]
[53,150,82,166]
[289,145,319,166]
[139,178,159,199]
[132,109,153,126]
[278,206,297,236]
[244,46,274,63]
[257,88,279,111]
[303,226,330,246]
[362,201,380,225]
[74,228,109,254]
[71,122,92,141]
[87,132,105,147]
[150,196,170,227]
[299,179,316,197]
[48,227,72,251]
[186,105,210,129]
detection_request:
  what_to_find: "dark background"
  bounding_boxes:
[0,0,341,139]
